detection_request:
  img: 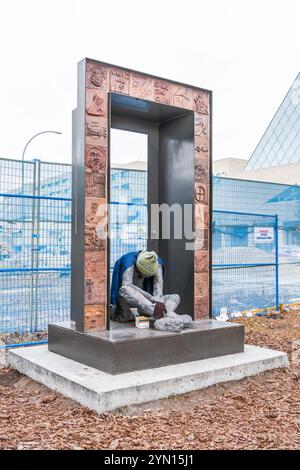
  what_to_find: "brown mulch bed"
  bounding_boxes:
[1,311,300,450]
[0,331,48,346]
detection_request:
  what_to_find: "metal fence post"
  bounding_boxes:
[34,160,41,332]
[275,214,279,310]
[29,160,37,332]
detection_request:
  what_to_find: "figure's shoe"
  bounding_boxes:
[165,311,193,327]
[179,314,193,327]
[154,312,193,333]
[154,316,183,333]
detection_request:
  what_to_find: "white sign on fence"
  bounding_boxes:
[254,227,275,243]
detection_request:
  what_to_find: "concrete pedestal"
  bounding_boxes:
[48,320,244,374]
[9,344,288,414]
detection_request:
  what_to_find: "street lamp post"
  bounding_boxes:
[20,130,62,333]
[21,130,62,194]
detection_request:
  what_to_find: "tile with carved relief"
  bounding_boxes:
[195,157,209,183]
[194,296,209,319]
[84,250,106,278]
[85,225,107,252]
[195,272,209,299]
[194,229,208,250]
[195,113,209,137]
[110,68,130,94]
[195,250,209,273]
[85,170,106,198]
[154,79,172,105]
[195,182,208,205]
[130,73,153,100]
[86,89,107,117]
[84,276,106,305]
[193,90,210,115]
[195,135,209,158]
[84,196,107,253]
[85,116,107,147]
[86,62,108,91]
[171,84,193,109]
[84,304,106,331]
[85,145,106,173]
[85,197,106,226]
[195,204,209,230]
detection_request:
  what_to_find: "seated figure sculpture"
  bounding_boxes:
[110,250,193,333]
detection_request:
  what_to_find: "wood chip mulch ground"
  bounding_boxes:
[1,311,300,450]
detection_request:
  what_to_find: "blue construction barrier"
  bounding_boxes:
[0,158,299,347]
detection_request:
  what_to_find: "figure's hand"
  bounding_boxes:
[153,302,167,320]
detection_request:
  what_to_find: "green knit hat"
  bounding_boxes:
[136,250,158,277]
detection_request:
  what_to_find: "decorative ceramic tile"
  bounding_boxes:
[195,272,209,298]
[84,251,106,278]
[195,157,209,183]
[85,197,105,225]
[85,145,106,172]
[84,225,107,252]
[195,204,209,230]
[130,73,153,100]
[195,250,209,273]
[195,182,208,205]
[85,116,107,147]
[85,170,106,198]
[84,276,106,305]
[84,304,106,331]
[195,113,209,137]
[154,79,172,104]
[194,229,208,250]
[195,136,209,157]
[194,296,209,319]
[86,62,108,91]
[86,89,107,116]
[171,85,193,109]
[110,68,130,94]
[193,90,209,115]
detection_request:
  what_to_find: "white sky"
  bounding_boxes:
[0,0,299,164]
[111,129,148,165]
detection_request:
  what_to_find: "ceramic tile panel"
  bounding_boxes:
[130,73,154,100]
[80,59,211,329]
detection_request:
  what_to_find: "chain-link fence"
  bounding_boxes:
[1,158,298,348]
[212,210,278,317]
[214,176,300,306]
[0,159,71,347]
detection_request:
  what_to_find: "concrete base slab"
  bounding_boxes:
[9,345,288,414]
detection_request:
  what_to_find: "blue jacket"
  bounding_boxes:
[110,251,164,306]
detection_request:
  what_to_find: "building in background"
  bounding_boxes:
[245,72,300,172]
[214,72,300,185]
[213,158,247,177]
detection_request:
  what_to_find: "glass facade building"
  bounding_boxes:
[245,73,300,171]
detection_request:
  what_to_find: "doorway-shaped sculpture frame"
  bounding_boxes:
[71,58,212,333]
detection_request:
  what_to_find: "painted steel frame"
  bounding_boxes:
[70,57,213,332]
